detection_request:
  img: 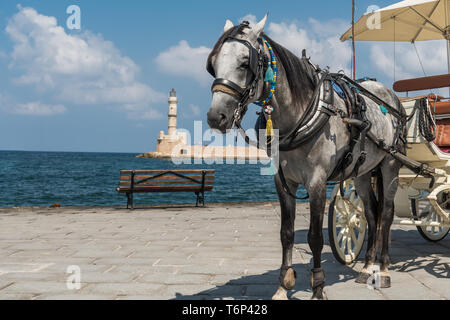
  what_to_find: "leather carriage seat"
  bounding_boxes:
[394,74,450,93]
[393,74,450,150]
[428,95,450,115]
[428,95,450,149]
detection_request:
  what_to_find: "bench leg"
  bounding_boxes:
[126,193,134,210]
[126,193,131,209]
[130,192,134,210]
[195,192,205,207]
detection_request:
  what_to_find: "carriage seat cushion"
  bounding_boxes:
[430,100,450,115]
[435,118,450,147]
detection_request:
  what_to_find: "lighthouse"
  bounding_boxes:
[155,88,187,155]
[168,88,177,136]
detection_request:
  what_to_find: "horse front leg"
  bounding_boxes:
[272,174,298,300]
[306,177,327,300]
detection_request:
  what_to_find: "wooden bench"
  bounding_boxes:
[117,169,215,209]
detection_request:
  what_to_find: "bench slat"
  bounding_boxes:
[117,185,214,193]
[120,175,214,181]
[120,169,215,175]
[119,180,215,186]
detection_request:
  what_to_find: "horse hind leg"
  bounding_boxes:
[378,156,401,288]
[272,174,298,300]
[354,171,379,284]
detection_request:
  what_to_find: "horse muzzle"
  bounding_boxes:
[207,92,237,133]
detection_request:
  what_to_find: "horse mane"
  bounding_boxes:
[207,27,316,104]
[261,33,316,103]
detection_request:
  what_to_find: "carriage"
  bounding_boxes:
[328,0,450,264]
[329,77,450,264]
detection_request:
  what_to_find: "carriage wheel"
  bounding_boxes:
[328,180,367,265]
[412,192,450,242]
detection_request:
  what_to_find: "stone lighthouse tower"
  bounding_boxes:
[155,88,187,156]
[168,88,177,136]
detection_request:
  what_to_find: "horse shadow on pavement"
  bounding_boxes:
[172,228,358,300]
[172,227,449,300]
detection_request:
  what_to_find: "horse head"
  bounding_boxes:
[206,15,268,133]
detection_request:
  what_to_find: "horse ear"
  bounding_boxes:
[253,13,268,37]
[224,19,234,33]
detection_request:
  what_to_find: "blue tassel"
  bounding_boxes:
[379,105,388,115]
[265,159,276,176]
[264,66,274,83]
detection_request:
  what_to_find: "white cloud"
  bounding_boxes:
[127,108,164,120]
[188,104,201,117]
[369,40,447,81]
[155,40,211,86]
[266,19,352,74]
[4,6,165,119]
[12,102,66,115]
[0,93,66,116]
[156,15,352,85]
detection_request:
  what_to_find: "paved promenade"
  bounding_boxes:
[0,202,448,300]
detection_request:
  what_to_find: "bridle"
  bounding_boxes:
[207,21,268,128]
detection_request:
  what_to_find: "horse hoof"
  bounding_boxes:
[380,276,391,288]
[272,287,288,300]
[311,288,327,300]
[355,272,371,284]
[282,268,296,290]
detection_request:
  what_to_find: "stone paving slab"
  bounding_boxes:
[0,202,448,300]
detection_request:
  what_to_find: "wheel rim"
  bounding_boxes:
[417,192,450,241]
[332,181,367,264]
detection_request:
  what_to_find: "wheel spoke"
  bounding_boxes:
[350,227,358,244]
[340,231,347,252]
[347,234,352,254]
[345,199,364,214]
[337,227,345,242]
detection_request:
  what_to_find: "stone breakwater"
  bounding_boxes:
[137,145,269,161]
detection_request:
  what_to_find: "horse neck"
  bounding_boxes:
[269,57,316,136]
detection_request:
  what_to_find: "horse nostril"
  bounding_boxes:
[207,111,227,128]
[219,113,226,122]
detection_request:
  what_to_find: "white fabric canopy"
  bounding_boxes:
[340,0,450,42]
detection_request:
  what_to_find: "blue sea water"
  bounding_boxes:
[0,151,334,207]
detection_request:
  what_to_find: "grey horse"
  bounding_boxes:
[206,15,405,300]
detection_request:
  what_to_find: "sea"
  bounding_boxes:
[0,151,334,207]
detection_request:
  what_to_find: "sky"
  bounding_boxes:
[0,0,448,153]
